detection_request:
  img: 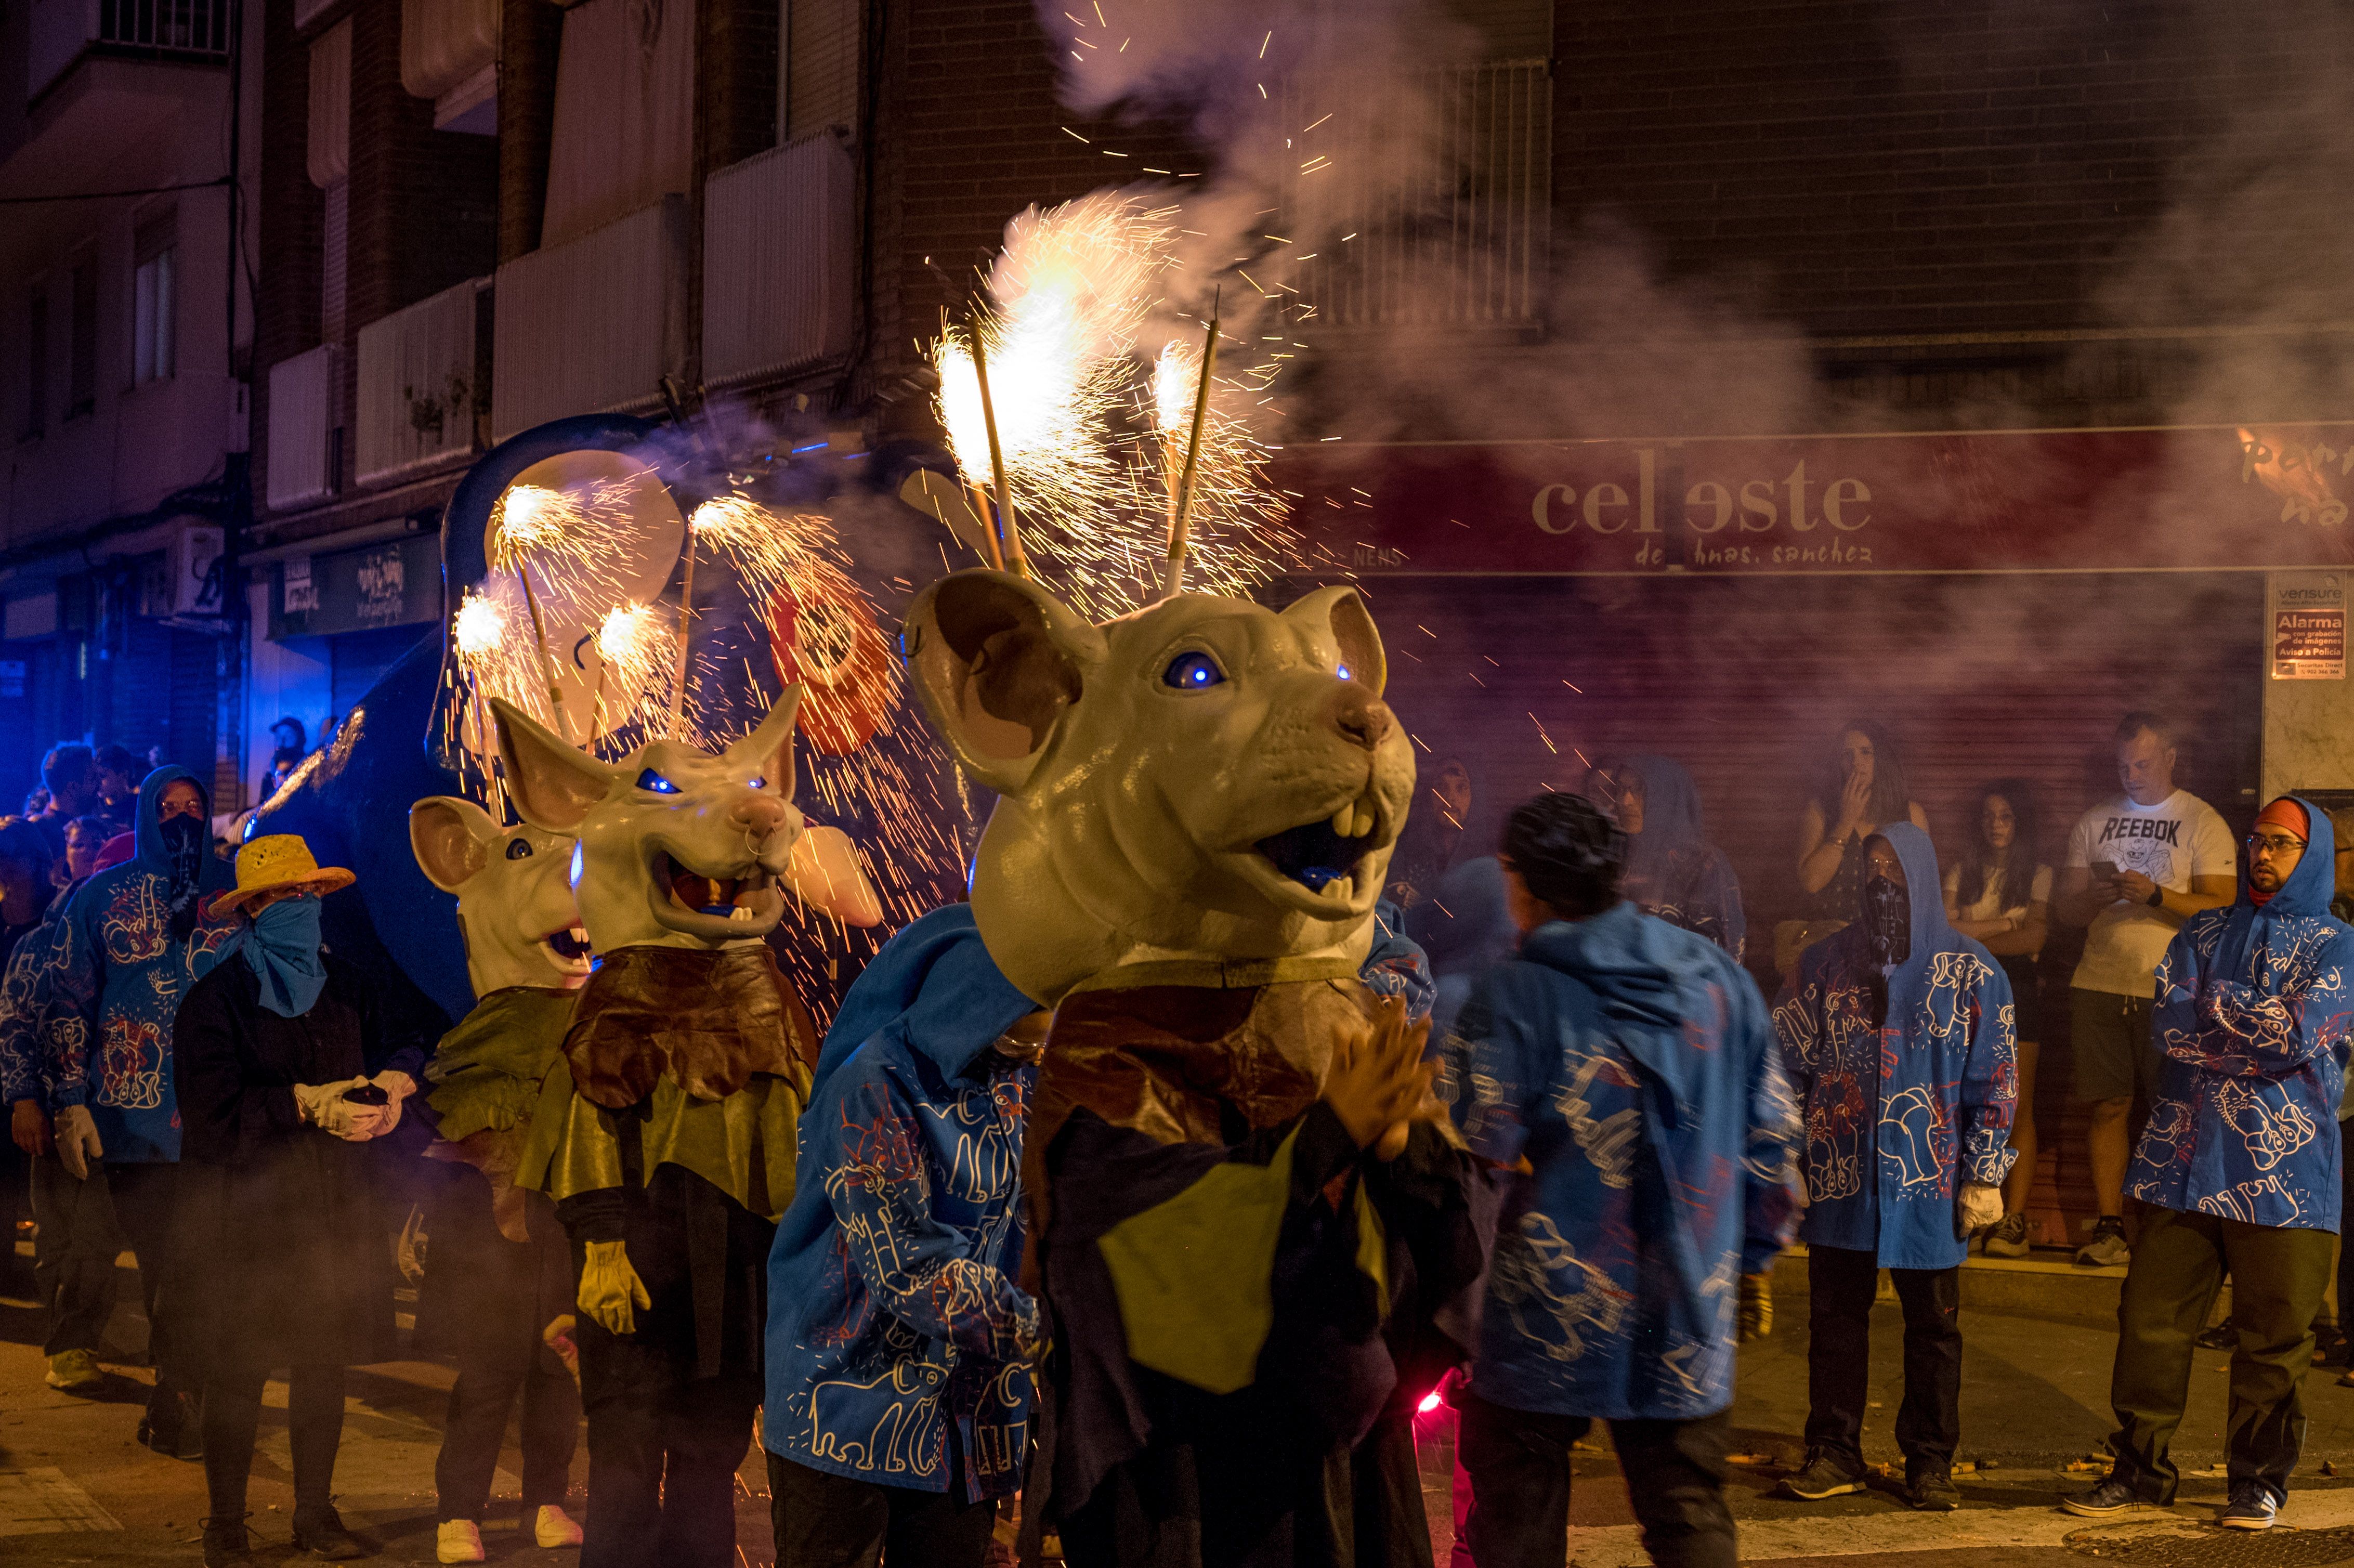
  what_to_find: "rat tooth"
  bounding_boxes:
[1330,803,1354,838]
[1353,801,1376,839]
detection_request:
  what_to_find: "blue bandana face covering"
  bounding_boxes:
[243,894,328,1017]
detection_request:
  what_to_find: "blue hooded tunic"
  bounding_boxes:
[764,905,1043,1501]
[1773,821,2017,1271]
[1616,754,1746,963]
[2130,797,2354,1231]
[41,767,239,1163]
[1445,900,1801,1421]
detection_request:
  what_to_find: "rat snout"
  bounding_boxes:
[732,793,789,838]
[1330,686,1395,752]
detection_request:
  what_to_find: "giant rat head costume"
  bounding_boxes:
[409,797,590,998]
[902,569,1414,1004]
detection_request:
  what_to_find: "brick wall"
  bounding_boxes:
[1550,0,2324,341]
[871,0,1195,428]
[250,0,322,512]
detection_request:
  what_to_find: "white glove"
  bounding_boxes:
[293,1078,388,1142]
[366,1071,417,1134]
[53,1104,103,1180]
[1957,1182,2005,1233]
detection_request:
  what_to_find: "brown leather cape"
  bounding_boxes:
[562,943,818,1108]
[1019,964,1382,1291]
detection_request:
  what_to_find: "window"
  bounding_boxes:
[22,288,45,438]
[134,213,176,384]
[68,260,96,417]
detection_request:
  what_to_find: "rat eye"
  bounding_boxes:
[1336,662,1352,682]
[505,838,534,860]
[635,769,680,794]
[1162,651,1225,690]
[747,776,767,790]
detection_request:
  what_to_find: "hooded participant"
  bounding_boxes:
[1771,822,2015,1512]
[1594,754,1746,963]
[2065,797,2354,1531]
[1444,791,1800,1568]
[763,905,1044,1568]
[39,764,239,1457]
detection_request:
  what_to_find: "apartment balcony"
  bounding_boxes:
[702,132,855,388]
[29,0,229,102]
[266,344,344,513]
[491,196,687,442]
[1284,59,1551,332]
[401,0,499,133]
[356,278,488,487]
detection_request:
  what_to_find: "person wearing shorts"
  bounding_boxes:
[2053,713,2233,1268]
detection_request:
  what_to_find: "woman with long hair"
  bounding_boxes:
[1796,721,1930,914]
[1943,781,2051,1256]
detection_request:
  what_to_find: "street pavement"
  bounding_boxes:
[8,1255,2354,1565]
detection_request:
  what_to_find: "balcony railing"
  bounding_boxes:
[491,197,687,442]
[356,278,488,487]
[30,0,229,98]
[702,132,856,388]
[266,344,343,513]
[1281,59,1551,331]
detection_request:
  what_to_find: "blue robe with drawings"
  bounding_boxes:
[2130,798,2354,1231]
[1772,822,2016,1271]
[1446,900,1801,1420]
[764,904,1044,1502]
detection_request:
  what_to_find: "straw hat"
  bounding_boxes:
[212,833,355,916]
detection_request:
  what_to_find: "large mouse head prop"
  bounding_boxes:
[904,569,1414,1005]
[409,796,591,997]
[490,694,883,953]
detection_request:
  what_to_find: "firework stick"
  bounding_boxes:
[968,321,1034,580]
[671,526,699,736]
[1162,304,1221,599]
[513,566,573,740]
[967,480,1006,570]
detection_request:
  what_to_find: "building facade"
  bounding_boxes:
[0,0,260,811]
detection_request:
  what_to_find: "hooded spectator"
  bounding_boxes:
[39,764,239,1457]
[1588,754,1746,962]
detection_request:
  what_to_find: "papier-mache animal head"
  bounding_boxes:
[410,795,591,997]
[904,569,1415,1005]
[489,692,883,953]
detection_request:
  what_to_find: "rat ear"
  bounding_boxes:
[724,685,802,801]
[491,697,616,832]
[409,796,502,893]
[903,569,1102,796]
[1282,585,1388,697]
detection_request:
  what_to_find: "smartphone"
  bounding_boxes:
[2090,859,2118,881]
[343,1083,389,1106]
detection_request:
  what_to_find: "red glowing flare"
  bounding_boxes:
[1417,1390,1442,1415]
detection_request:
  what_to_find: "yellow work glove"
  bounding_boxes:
[1738,1272,1774,1342]
[578,1240,651,1336]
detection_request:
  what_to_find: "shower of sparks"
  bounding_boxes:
[441,493,965,936]
[930,191,1294,617]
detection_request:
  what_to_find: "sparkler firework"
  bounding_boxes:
[930,191,1293,616]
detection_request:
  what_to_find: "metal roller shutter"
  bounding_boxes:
[1337,568,2266,1246]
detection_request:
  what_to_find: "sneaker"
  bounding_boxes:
[1907,1470,1960,1511]
[534,1504,585,1548]
[1777,1450,1866,1500]
[2312,1327,2349,1367]
[202,1515,256,1568]
[2076,1220,2131,1268]
[136,1394,204,1461]
[437,1520,487,1563]
[43,1349,103,1393]
[2219,1484,2278,1531]
[2062,1477,2159,1519]
[291,1502,371,1560]
[2196,1316,2238,1351]
[1982,1212,2031,1258]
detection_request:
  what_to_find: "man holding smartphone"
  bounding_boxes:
[2054,713,2235,1266]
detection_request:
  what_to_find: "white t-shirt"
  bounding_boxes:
[1942,861,2054,925]
[2065,790,2235,997]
